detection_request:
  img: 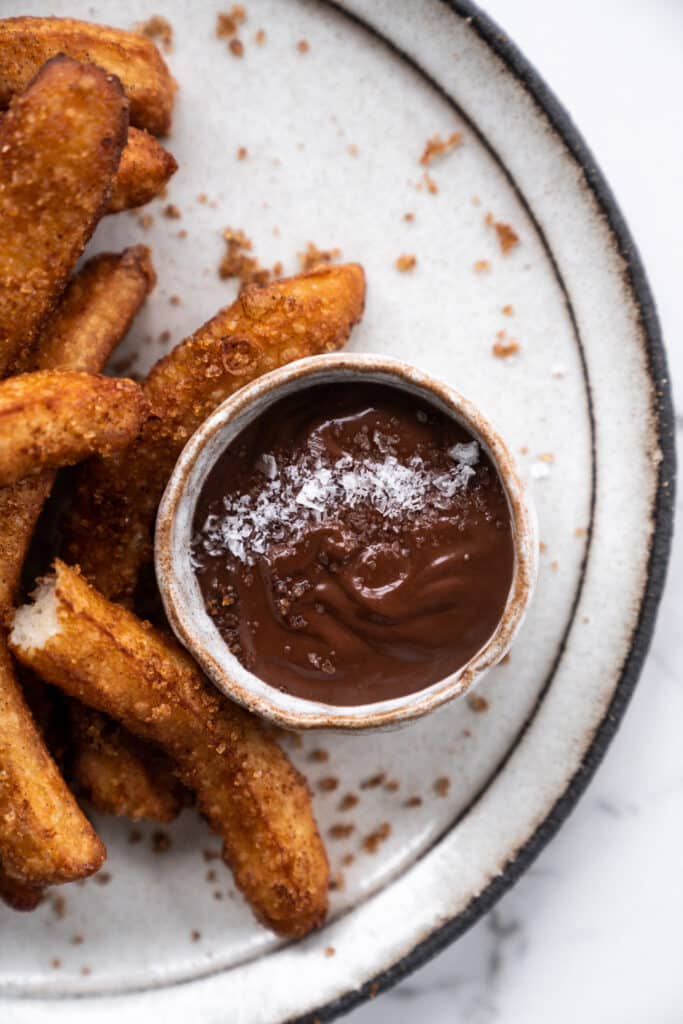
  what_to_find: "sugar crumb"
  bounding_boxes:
[152,831,171,854]
[297,39,310,53]
[137,213,154,230]
[136,15,173,52]
[216,7,246,38]
[361,772,385,790]
[254,28,266,44]
[423,171,438,194]
[403,211,415,222]
[473,259,490,273]
[318,776,339,792]
[492,339,520,358]
[325,946,336,957]
[467,693,489,712]
[329,823,355,839]
[163,203,181,219]
[362,823,391,853]
[236,146,248,160]
[338,792,359,811]
[419,131,462,166]
[219,227,272,286]
[51,895,66,919]
[395,254,416,272]
[403,795,422,808]
[433,776,451,797]
[229,38,244,57]
[485,214,519,254]
[502,304,514,316]
[298,242,341,272]
[308,748,329,763]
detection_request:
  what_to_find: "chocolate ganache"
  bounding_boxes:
[191,382,514,706]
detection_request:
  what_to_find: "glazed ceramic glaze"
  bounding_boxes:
[0,1,673,1023]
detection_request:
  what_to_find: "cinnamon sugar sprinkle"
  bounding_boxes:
[136,15,173,52]
[467,693,489,713]
[362,823,391,853]
[419,131,462,166]
[395,254,416,272]
[298,242,341,272]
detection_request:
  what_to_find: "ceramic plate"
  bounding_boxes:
[0,2,674,1022]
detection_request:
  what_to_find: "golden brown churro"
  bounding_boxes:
[0,55,128,376]
[0,16,176,135]
[11,562,329,937]
[65,264,366,603]
[0,371,147,488]
[0,640,105,888]
[0,248,155,621]
[69,705,185,823]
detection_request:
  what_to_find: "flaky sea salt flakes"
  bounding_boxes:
[449,441,479,466]
[198,439,481,565]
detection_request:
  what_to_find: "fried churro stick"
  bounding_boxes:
[0,249,154,620]
[0,244,180,824]
[0,371,147,487]
[11,563,329,938]
[66,264,366,603]
[0,56,128,376]
[17,246,156,377]
[0,17,176,136]
[0,640,105,888]
[109,128,177,214]
[69,705,185,823]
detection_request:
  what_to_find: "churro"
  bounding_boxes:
[11,562,329,937]
[0,16,176,135]
[65,264,366,603]
[0,55,128,375]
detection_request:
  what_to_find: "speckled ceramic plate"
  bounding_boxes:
[0,2,674,1023]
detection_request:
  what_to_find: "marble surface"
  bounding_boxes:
[350,2,683,1022]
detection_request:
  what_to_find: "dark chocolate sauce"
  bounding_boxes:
[192,382,514,706]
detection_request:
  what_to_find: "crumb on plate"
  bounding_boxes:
[419,131,462,166]
[395,254,416,272]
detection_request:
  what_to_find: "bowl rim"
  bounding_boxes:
[155,352,538,731]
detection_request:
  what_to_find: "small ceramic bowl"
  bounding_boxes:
[155,354,538,731]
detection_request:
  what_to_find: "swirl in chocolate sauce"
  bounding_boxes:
[192,382,514,706]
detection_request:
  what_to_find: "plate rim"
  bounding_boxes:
[297,1,676,1020]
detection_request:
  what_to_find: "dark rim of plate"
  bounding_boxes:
[295,1,676,1021]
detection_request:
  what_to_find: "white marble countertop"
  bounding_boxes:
[350,2,683,1022]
